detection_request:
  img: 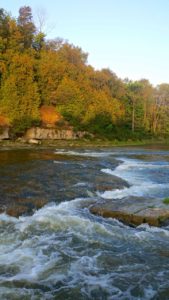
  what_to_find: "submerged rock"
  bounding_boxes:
[89,197,169,227]
[0,198,48,218]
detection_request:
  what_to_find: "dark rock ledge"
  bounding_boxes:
[1,195,169,227]
[89,197,169,227]
[0,198,48,218]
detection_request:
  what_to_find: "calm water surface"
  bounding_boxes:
[0,146,169,299]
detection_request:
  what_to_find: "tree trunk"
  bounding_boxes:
[132,101,135,132]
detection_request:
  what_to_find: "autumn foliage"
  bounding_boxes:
[40,106,62,127]
[0,115,9,127]
[0,6,169,139]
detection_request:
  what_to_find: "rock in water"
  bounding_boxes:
[28,138,41,144]
[89,197,169,227]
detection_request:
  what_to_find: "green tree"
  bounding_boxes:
[126,81,144,132]
[0,8,10,52]
[150,84,169,135]
[56,77,85,120]
[17,6,36,49]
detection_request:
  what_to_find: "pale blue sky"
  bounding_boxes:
[1,0,169,86]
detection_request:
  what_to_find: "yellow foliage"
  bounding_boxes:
[0,61,6,74]
[83,90,124,124]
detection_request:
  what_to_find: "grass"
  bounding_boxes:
[163,197,169,205]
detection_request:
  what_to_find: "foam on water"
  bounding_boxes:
[1,148,169,298]
[98,182,169,199]
[99,157,169,199]
[102,157,169,184]
[54,149,113,157]
[0,199,133,298]
[73,182,87,187]
[1,197,169,299]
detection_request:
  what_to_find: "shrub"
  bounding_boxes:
[11,116,40,137]
[163,197,169,205]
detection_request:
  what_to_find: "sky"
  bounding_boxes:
[1,0,169,86]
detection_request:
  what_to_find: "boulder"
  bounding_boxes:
[89,197,169,227]
[0,198,48,218]
[28,138,41,145]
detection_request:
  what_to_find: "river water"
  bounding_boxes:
[0,146,169,299]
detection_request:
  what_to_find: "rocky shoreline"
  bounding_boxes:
[0,126,92,143]
[0,126,168,148]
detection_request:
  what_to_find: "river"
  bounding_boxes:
[0,146,169,299]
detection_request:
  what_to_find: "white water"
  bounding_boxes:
[99,157,169,200]
[0,199,130,299]
[1,198,169,299]
[55,149,113,157]
[1,147,169,299]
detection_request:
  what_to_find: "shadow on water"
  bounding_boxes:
[0,148,125,217]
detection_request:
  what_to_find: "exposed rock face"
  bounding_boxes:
[25,127,90,140]
[90,197,169,227]
[0,127,9,140]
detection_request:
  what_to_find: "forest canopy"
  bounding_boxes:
[0,6,169,140]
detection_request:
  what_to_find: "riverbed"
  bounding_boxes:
[0,146,169,299]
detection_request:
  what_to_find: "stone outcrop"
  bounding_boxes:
[25,127,91,140]
[3,193,169,226]
[89,197,169,227]
[28,138,41,145]
[0,127,9,140]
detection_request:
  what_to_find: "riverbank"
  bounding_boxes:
[0,138,169,150]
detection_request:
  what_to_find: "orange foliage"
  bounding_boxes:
[0,115,10,127]
[0,61,6,74]
[40,106,62,126]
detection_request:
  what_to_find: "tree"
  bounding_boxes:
[17,6,36,49]
[1,5,169,139]
[56,77,85,120]
[57,43,88,66]
[138,79,154,131]
[37,50,67,105]
[0,53,40,122]
[150,84,169,135]
[82,89,124,125]
[0,8,10,52]
[86,67,125,100]
[126,81,143,132]
[33,32,45,51]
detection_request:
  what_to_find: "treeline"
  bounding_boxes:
[0,6,169,140]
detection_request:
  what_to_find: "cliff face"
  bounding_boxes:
[25,127,89,140]
[0,127,9,140]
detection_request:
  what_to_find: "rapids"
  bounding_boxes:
[0,146,169,299]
